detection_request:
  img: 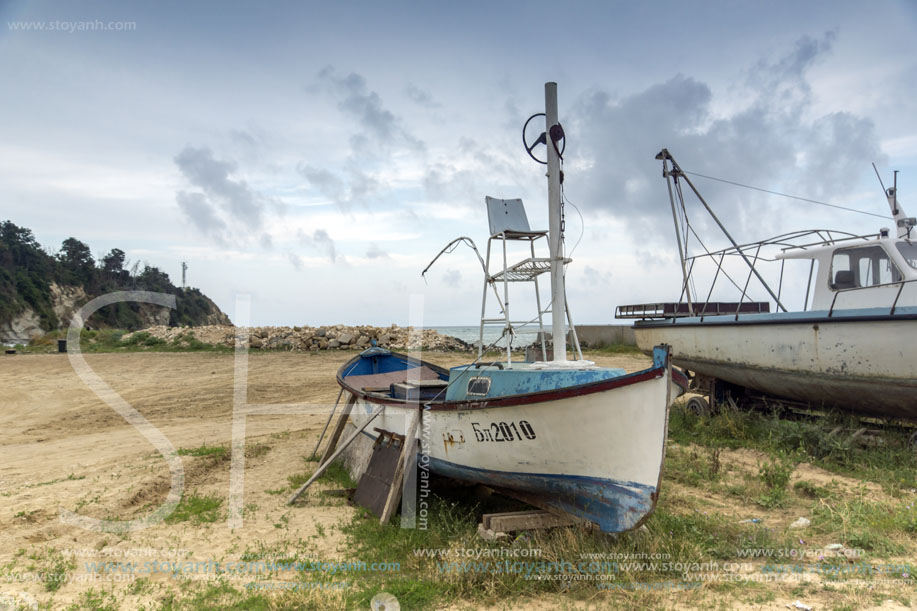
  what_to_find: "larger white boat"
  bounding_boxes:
[323,85,688,532]
[617,150,917,420]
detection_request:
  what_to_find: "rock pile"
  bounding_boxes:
[122,324,473,352]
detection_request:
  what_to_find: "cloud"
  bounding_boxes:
[296,228,338,263]
[299,164,379,210]
[287,252,303,270]
[174,146,265,228]
[301,68,426,211]
[405,83,440,109]
[442,268,461,288]
[174,145,297,253]
[229,129,258,149]
[366,243,389,259]
[421,137,534,210]
[315,66,425,154]
[581,265,612,290]
[313,229,336,262]
[175,190,228,244]
[569,33,884,245]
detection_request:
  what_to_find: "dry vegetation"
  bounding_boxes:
[0,347,914,610]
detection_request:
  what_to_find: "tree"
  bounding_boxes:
[58,238,95,285]
[100,248,128,286]
[101,248,125,274]
[136,265,172,292]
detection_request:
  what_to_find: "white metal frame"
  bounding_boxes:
[477,222,582,365]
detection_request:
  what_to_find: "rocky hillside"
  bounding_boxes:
[0,220,230,344]
[123,324,472,351]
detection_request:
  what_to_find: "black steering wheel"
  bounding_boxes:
[523,112,565,165]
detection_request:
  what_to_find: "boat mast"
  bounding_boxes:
[657,149,693,310]
[886,174,914,238]
[545,82,567,361]
[873,164,915,238]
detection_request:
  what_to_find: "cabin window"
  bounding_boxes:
[896,241,917,270]
[830,245,902,290]
[466,377,491,396]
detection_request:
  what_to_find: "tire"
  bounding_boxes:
[686,396,711,417]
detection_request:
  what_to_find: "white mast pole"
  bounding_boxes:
[545,82,567,362]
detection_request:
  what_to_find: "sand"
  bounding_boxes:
[0,350,651,608]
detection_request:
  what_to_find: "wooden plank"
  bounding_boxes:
[353,433,404,517]
[486,510,579,533]
[379,409,420,524]
[484,486,597,528]
[319,394,356,466]
[481,510,546,530]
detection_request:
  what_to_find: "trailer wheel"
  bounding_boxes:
[686,396,711,417]
[908,430,917,452]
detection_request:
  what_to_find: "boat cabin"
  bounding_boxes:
[778,233,917,312]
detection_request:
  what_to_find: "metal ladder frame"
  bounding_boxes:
[478,230,582,365]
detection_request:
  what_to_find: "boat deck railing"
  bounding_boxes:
[683,229,871,264]
[828,277,917,317]
[616,229,915,322]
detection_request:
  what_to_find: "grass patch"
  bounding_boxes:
[665,445,722,487]
[793,480,831,499]
[246,442,271,459]
[584,343,643,355]
[287,459,357,494]
[177,444,228,459]
[165,493,223,524]
[668,401,917,492]
[67,588,119,611]
[756,457,793,508]
[20,328,233,354]
[323,480,798,610]
[25,547,74,592]
[810,498,917,555]
[157,580,272,610]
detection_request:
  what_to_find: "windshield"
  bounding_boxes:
[896,241,917,270]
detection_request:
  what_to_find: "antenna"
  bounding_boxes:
[893,170,899,215]
[872,162,887,195]
[181,261,188,288]
[874,163,914,237]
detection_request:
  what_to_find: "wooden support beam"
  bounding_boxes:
[319,393,356,466]
[287,402,383,505]
[310,388,344,460]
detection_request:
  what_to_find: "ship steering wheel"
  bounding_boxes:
[523,112,565,165]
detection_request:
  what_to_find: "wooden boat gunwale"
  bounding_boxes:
[337,349,678,412]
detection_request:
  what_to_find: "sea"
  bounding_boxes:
[431,325,534,347]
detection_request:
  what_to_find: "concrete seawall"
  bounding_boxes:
[573,324,636,348]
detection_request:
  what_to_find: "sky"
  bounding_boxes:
[2,0,916,327]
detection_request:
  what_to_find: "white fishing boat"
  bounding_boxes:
[325,84,688,532]
[617,149,917,420]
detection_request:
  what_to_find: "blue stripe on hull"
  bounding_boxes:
[355,431,659,532]
[426,456,657,533]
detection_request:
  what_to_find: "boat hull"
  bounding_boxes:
[337,350,676,532]
[634,311,917,420]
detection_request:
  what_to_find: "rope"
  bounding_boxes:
[683,170,892,220]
